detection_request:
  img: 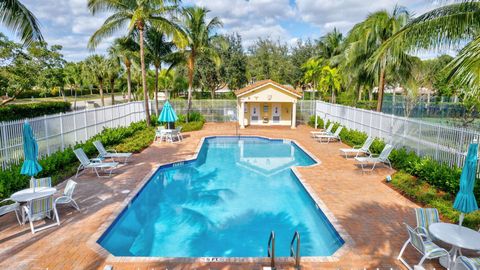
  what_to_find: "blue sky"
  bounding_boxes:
[1,0,456,61]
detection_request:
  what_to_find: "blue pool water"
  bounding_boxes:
[98,137,344,257]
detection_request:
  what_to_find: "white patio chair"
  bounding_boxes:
[23,196,60,234]
[310,123,334,138]
[55,180,80,211]
[74,148,118,178]
[315,126,343,143]
[414,208,440,240]
[93,140,132,163]
[398,223,450,270]
[0,198,21,225]
[176,126,183,141]
[154,126,165,141]
[30,177,52,189]
[456,256,480,270]
[339,136,374,158]
[355,144,393,171]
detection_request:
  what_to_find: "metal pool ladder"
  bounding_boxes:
[290,231,301,269]
[267,231,275,269]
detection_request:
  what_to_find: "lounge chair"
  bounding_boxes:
[456,256,480,270]
[55,180,80,211]
[339,136,374,158]
[30,177,52,189]
[315,126,343,143]
[310,123,334,138]
[74,148,118,178]
[93,140,132,163]
[23,196,60,234]
[355,144,393,171]
[414,208,440,240]
[397,223,450,270]
[0,198,21,225]
[175,126,183,141]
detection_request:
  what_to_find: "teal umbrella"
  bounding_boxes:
[453,142,478,226]
[20,121,42,191]
[158,101,178,123]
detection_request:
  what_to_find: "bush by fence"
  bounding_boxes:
[0,101,71,122]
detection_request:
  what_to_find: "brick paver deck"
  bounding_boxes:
[0,123,440,269]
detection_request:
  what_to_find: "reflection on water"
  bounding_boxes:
[99,137,343,257]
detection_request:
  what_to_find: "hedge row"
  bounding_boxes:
[309,115,479,228]
[0,101,71,122]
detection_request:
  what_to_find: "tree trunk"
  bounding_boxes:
[126,61,132,102]
[110,78,115,105]
[357,84,362,101]
[73,88,77,110]
[99,79,105,106]
[186,53,195,123]
[376,63,386,112]
[154,65,160,116]
[137,22,151,126]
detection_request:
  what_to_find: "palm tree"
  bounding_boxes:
[346,6,410,112]
[64,62,83,109]
[0,0,43,45]
[158,69,174,99]
[319,65,341,103]
[109,36,140,102]
[319,28,343,65]
[175,7,223,119]
[106,56,122,105]
[301,58,323,100]
[145,28,175,115]
[87,0,185,126]
[375,1,480,89]
[85,55,108,106]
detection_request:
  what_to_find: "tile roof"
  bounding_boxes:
[234,79,302,97]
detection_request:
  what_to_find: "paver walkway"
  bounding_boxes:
[0,123,440,269]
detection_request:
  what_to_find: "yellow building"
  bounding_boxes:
[235,80,302,129]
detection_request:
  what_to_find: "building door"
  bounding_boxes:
[251,104,259,123]
[272,103,281,123]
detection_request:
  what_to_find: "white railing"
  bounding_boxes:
[316,101,480,168]
[0,102,146,170]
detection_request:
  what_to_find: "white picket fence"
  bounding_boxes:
[0,102,147,170]
[315,101,480,168]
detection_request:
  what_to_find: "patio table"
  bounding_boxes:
[429,223,480,268]
[11,187,57,202]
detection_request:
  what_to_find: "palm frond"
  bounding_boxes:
[88,13,131,49]
[0,0,43,45]
[445,36,480,87]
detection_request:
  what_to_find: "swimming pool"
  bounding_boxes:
[98,136,344,258]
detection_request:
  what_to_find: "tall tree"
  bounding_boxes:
[0,0,43,45]
[145,28,174,115]
[347,6,410,111]
[85,55,108,106]
[176,7,222,118]
[319,65,341,103]
[109,36,139,102]
[106,56,122,105]
[301,58,323,99]
[88,0,185,126]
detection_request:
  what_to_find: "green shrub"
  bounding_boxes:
[177,111,205,123]
[115,127,155,153]
[308,115,324,128]
[0,101,71,121]
[179,121,204,132]
[391,172,480,229]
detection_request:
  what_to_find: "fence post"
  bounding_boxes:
[1,122,8,169]
[417,121,422,155]
[44,115,50,155]
[94,107,98,134]
[435,125,440,160]
[60,113,65,151]
[73,111,78,143]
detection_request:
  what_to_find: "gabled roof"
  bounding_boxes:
[234,79,302,98]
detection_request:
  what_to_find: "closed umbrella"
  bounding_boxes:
[158,101,178,129]
[453,141,478,226]
[20,121,42,192]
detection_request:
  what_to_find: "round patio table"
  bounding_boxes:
[429,223,480,268]
[11,187,57,202]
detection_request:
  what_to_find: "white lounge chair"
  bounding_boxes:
[74,148,118,178]
[30,177,52,188]
[175,126,183,141]
[398,223,450,270]
[355,144,393,171]
[23,196,60,234]
[0,198,21,225]
[315,126,343,143]
[55,180,80,211]
[93,140,132,163]
[339,136,374,158]
[310,123,334,138]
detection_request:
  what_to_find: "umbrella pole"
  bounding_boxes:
[459,213,464,226]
